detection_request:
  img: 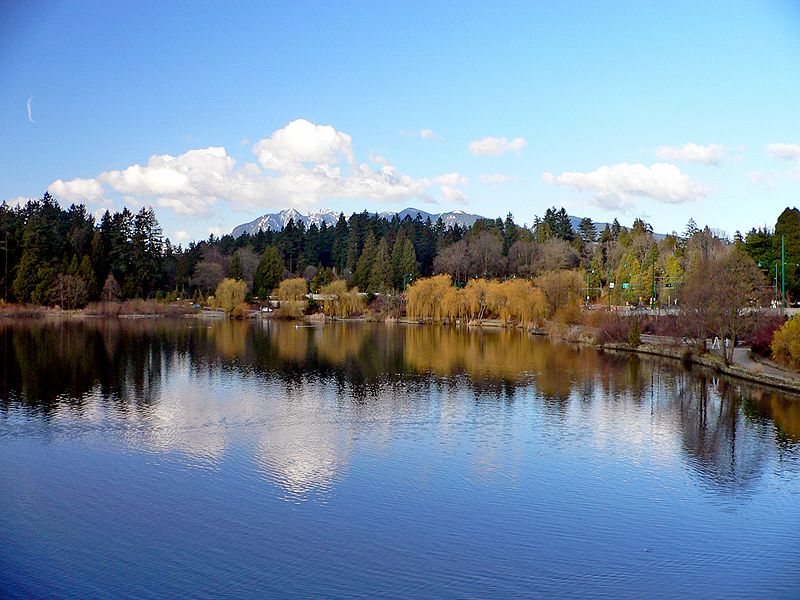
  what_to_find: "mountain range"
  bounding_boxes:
[230,207,650,239]
[231,207,486,237]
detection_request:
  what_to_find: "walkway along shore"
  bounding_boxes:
[598,339,800,395]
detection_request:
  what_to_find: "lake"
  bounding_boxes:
[1,319,799,599]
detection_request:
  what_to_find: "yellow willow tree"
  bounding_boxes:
[214,278,247,317]
[319,280,365,317]
[275,277,308,318]
[406,274,452,321]
[501,279,548,326]
[485,280,508,321]
[464,278,491,320]
[535,270,583,316]
[441,284,469,322]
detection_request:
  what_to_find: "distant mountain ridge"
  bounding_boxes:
[231,207,485,237]
[231,207,663,239]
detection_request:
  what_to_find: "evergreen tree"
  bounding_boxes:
[578,217,598,244]
[503,213,519,255]
[368,237,393,292]
[331,213,349,273]
[774,207,800,298]
[229,252,243,280]
[253,246,284,297]
[684,218,699,239]
[398,238,417,288]
[611,219,622,240]
[353,231,377,290]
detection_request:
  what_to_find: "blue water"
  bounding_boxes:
[1,320,799,598]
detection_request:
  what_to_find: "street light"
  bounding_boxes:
[0,231,7,302]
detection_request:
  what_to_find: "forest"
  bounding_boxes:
[1,192,799,313]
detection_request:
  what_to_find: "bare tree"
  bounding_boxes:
[434,240,469,284]
[535,238,580,273]
[53,274,88,309]
[468,232,505,278]
[680,246,766,363]
[192,261,226,293]
[233,247,259,290]
[508,240,538,277]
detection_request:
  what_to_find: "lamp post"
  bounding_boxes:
[0,230,7,302]
[651,261,656,309]
[782,235,786,308]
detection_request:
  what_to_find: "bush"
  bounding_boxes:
[83,299,192,317]
[628,319,641,347]
[588,311,640,346]
[749,314,787,357]
[771,316,800,370]
[553,299,582,325]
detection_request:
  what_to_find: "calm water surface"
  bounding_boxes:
[1,319,800,599]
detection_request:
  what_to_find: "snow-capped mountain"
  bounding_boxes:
[231,207,485,236]
[230,207,661,240]
[232,208,340,237]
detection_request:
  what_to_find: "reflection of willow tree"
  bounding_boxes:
[743,388,800,444]
[208,319,250,360]
[402,327,610,403]
[0,320,170,412]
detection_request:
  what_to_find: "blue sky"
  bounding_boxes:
[3,1,800,243]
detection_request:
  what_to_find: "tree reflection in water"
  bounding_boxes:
[1,319,799,498]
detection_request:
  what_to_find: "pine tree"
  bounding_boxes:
[229,252,243,280]
[331,214,349,273]
[578,217,597,244]
[368,237,393,292]
[253,246,284,297]
[398,239,417,288]
[353,231,377,290]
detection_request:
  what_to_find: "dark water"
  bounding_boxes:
[1,319,800,599]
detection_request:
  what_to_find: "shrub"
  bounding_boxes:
[591,311,634,344]
[749,314,787,357]
[552,299,582,326]
[628,319,641,347]
[771,316,800,370]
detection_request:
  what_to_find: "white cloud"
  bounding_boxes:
[3,196,30,208]
[49,177,106,203]
[542,162,707,210]
[173,230,191,242]
[254,119,353,171]
[479,173,517,183]
[420,128,443,141]
[654,143,725,165]
[440,185,467,205]
[766,143,800,161]
[369,153,390,165]
[46,119,465,218]
[401,128,443,141]
[432,172,468,186]
[749,168,800,187]
[468,136,527,156]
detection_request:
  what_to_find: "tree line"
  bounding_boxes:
[1,192,798,310]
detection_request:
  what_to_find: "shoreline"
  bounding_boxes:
[5,307,800,395]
